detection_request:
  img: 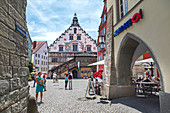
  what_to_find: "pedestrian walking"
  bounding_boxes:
[43,73,47,91]
[65,73,69,90]
[53,73,56,83]
[35,72,44,103]
[33,73,37,87]
[68,73,73,90]
[56,74,58,83]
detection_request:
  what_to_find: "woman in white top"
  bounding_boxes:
[53,73,56,83]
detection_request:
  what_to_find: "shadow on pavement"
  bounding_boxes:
[97,100,109,104]
[37,102,44,106]
[110,96,160,113]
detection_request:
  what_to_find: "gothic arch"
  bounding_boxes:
[116,33,164,91]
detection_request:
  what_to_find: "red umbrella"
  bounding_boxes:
[98,70,103,73]
[93,72,98,77]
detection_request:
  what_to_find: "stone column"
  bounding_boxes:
[0,0,30,112]
[104,6,117,99]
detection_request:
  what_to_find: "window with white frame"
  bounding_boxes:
[120,0,128,19]
[77,35,81,40]
[73,44,78,51]
[69,35,73,40]
[101,27,106,36]
[87,45,91,51]
[59,46,63,51]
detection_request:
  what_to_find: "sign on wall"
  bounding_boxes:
[16,25,28,38]
[113,9,143,37]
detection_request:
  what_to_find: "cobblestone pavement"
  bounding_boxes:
[29,79,159,113]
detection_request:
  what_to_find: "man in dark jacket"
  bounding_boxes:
[68,73,73,90]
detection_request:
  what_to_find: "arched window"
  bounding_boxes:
[74,28,77,34]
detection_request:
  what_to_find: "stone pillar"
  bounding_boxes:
[159,91,170,113]
[0,0,30,112]
[104,6,117,99]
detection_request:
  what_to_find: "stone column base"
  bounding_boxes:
[105,84,135,99]
[159,91,170,113]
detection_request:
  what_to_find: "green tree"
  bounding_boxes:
[28,61,34,73]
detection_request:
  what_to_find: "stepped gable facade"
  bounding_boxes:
[48,13,97,71]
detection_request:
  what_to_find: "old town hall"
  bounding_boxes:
[48,13,97,78]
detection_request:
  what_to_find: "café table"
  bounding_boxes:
[135,81,160,96]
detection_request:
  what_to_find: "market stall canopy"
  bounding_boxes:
[88,60,104,66]
[135,58,154,66]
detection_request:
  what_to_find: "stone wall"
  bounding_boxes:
[0,0,29,112]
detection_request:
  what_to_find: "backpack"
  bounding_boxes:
[69,75,72,79]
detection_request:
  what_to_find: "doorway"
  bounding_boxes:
[72,70,78,78]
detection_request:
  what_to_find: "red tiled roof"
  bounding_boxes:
[32,41,47,54]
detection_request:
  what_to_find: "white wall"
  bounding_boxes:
[34,43,48,73]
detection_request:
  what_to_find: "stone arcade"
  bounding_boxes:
[104,0,170,113]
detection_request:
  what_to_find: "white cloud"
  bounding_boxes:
[26,0,103,45]
[31,32,61,45]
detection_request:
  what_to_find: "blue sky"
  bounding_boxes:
[26,0,103,45]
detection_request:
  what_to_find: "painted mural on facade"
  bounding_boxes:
[48,13,97,70]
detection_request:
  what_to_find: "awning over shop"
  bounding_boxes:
[135,58,154,66]
[88,60,104,66]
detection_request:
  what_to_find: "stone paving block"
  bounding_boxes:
[0,36,16,53]
[9,54,20,66]
[0,80,9,96]
[0,51,9,65]
[9,78,21,91]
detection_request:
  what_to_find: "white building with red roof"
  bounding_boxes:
[32,41,48,73]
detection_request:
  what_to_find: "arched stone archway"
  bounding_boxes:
[104,33,164,99]
[72,70,78,78]
[116,33,163,91]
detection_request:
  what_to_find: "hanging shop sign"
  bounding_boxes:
[113,9,143,37]
[16,25,28,38]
